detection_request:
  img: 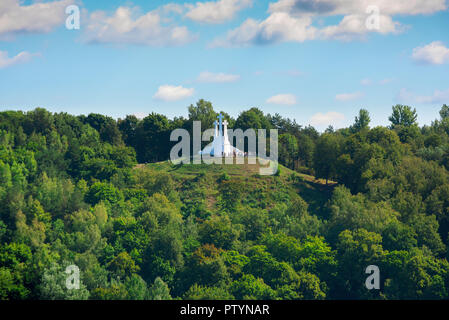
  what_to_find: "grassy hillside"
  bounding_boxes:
[140,159,335,220]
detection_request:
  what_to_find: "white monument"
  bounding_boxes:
[199,114,244,157]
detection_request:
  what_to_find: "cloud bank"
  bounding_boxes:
[85,6,195,46]
[212,0,447,46]
[0,0,73,39]
[185,0,252,24]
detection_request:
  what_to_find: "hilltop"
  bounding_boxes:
[138,159,336,220]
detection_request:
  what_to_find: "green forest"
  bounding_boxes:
[2,100,449,300]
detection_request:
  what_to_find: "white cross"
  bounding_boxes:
[217,114,224,136]
[217,114,224,125]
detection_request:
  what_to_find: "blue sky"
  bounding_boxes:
[1,0,449,130]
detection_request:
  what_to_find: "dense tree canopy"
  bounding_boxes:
[1,102,449,300]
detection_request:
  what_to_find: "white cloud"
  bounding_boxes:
[418,89,449,104]
[212,12,317,47]
[269,0,447,16]
[398,88,449,105]
[185,0,252,24]
[0,50,39,69]
[412,41,449,65]
[153,85,195,101]
[0,0,73,38]
[309,111,345,126]
[198,71,240,83]
[213,0,447,46]
[266,94,297,105]
[397,88,414,102]
[85,6,195,46]
[335,92,364,101]
[361,78,372,86]
[320,14,402,41]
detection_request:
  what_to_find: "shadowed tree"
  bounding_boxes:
[439,104,449,119]
[135,113,171,163]
[313,133,342,185]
